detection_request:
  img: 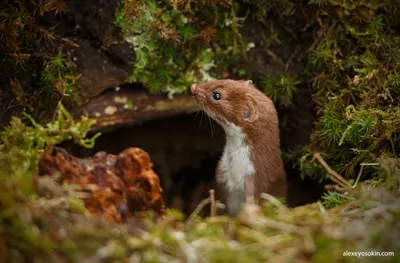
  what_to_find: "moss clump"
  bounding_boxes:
[0,1,83,124]
[0,103,100,262]
[262,74,300,106]
[39,54,82,113]
[287,0,400,182]
[116,0,249,96]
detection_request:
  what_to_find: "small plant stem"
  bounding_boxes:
[260,193,287,210]
[245,176,255,204]
[188,197,210,221]
[313,152,352,189]
[353,163,380,189]
[241,212,315,253]
[209,189,216,217]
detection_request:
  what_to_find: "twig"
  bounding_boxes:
[209,189,216,217]
[284,45,300,74]
[188,197,210,221]
[353,162,380,189]
[4,100,23,112]
[241,210,315,253]
[353,165,364,189]
[61,37,80,48]
[313,153,351,189]
[238,227,285,249]
[260,193,287,211]
[265,49,285,67]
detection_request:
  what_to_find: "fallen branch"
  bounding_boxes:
[313,152,352,189]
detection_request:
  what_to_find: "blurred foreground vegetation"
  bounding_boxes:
[0,105,399,262]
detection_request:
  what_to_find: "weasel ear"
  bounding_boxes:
[243,94,259,122]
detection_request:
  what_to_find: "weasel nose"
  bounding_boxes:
[191,84,196,94]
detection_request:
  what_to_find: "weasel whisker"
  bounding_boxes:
[193,109,200,120]
[198,110,204,130]
[207,115,214,138]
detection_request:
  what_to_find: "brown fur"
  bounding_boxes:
[191,79,287,202]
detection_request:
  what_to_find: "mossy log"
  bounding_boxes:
[72,88,200,132]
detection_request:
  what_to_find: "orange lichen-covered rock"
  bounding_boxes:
[39,147,165,222]
[113,148,165,216]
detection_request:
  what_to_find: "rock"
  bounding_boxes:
[41,0,135,98]
[71,39,133,98]
[39,146,165,222]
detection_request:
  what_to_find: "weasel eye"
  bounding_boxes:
[212,92,221,100]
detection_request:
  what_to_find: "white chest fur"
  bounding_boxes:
[219,122,255,192]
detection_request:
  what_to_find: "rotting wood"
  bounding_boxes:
[72,87,201,132]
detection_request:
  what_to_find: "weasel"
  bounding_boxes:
[191,79,287,216]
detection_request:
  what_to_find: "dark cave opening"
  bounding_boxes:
[63,111,324,215]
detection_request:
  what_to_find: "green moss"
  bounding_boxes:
[0,1,83,124]
[262,74,300,106]
[321,191,354,209]
[116,0,248,96]
[0,103,100,262]
[39,54,83,112]
[301,0,400,181]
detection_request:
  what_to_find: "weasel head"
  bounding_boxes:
[190,79,259,128]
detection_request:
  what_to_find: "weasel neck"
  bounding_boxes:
[219,121,255,192]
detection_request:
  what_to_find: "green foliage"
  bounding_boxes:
[262,74,299,106]
[0,1,64,60]
[1,103,100,172]
[0,103,100,261]
[116,0,248,96]
[241,0,297,18]
[302,0,400,180]
[0,0,83,124]
[321,191,354,208]
[40,54,82,109]
[0,2,36,54]
[320,106,346,148]
[308,0,329,6]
